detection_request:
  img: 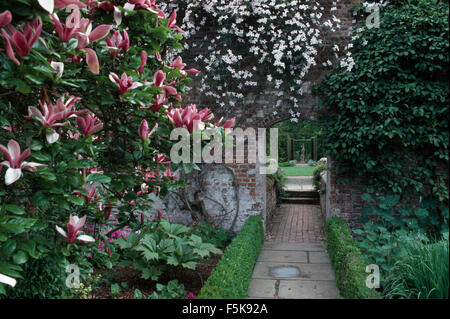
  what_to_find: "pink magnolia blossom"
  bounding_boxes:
[105,30,129,58]
[0,10,12,27]
[152,70,177,96]
[165,104,214,133]
[0,140,45,185]
[170,56,200,76]
[76,114,104,137]
[55,215,95,243]
[150,93,168,112]
[109,72,142,95]
[137,50,147,74]
[75,18,111,49]
[1,19,42,65]
[153,154,170,164]
[168,10,184,33]
[53,95,86,119]
[51,9,81,42]
[73,186,98,203]
[139,120,158,141]
[163,169,179,180]
[128,0,165,18]
[25,100,72,143]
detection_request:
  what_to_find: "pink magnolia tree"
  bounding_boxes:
[0,0,233,296]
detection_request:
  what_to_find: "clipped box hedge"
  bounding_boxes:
[198,215,264,298]
[326,217,380,299]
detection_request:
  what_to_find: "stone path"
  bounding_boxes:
[247,203,340,299]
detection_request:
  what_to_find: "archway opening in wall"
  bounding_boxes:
[264,118,327,243]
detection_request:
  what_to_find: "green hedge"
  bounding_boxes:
[326,217,380,299]
[198,215,264,298]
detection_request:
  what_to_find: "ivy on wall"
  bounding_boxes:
[315,0,449,204]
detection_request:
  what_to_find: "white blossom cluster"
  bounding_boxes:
[161,0,367,119]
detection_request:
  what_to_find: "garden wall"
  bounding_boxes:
[160,0,365,231]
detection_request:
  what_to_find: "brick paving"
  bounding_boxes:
[266,204,326,243]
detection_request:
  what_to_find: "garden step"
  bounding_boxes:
[280,197,320,204]
[285,190,319,198]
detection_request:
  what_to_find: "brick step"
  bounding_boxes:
[285,190,319,198]
[281,197,320,204]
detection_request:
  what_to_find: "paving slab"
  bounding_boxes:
[278,280,340,299]
[258,250,308,263]
[309,251,331,264]
[247,279,277,298]
[252,262,336,281]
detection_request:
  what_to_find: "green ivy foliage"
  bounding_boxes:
[315,0,449,202]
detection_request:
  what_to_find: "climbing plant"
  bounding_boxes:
[315,0,449,205]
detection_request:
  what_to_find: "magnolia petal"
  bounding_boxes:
[123,3,135,12]
[113,6,122,26]
[21,161,46,172]
[89,24,111,43]
[0,273,17,288]
[38,0,54,13]
[77,234,95,243]
[5,168,22,185]
[130,82,143,90]
[0,10,12,27]
[55,225,67,238]
[84,48,100,74]
[50,61,64,78]
[46,131,60,144]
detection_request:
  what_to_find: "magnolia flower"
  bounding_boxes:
[150,93,168,112]
[76,114,103,137]
[0,140,45,185]
[139,119,157,141]
[109,72,142,95]
[170,56,200,76]
[73,186,98,203]
[1,19,42,65]
[168,10,184,33]
[0,273,16,288]
[137,50,147,74]
[128,0,165,18]
[75,18,111,49]
[0,10,12,27]
[152,70,177,96]
[166,104,214,133]
[26,100,71,143]
[53,95,85,119]
[55,215,95,243]
[163,169,178,180]
[51,9,81,42]
[105,30,129,58]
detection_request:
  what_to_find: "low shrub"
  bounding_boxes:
[326,217,380,299]
[198,215,264,298]
[383,234,449,299]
